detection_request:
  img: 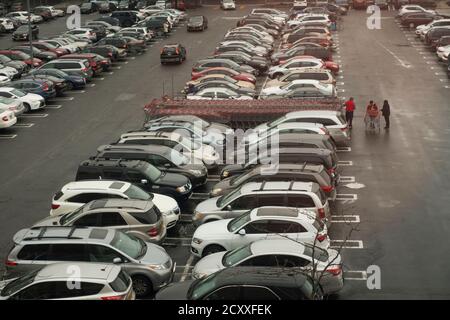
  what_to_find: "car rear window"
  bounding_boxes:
[130,206,161,224]
[301,73,329,81]
[109,270,131,292]
[53,191,64,201]
[163,47,177,54]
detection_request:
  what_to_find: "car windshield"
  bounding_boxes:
[189,16,203,23]
[227,210,251,232]
[124,184,151,200]
[16,26,29,32]
[267,115,286,128]
[1,270,39,297]
[59,204,86,225]
[230,170,253,186]
[110,231,146,259]
[217,186,241,207]
[143,163,162,181]
[188,273,218,300]
[222,244,253,267]
[303,243,329,262]
[10,89,26,97]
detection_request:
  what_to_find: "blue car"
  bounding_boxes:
[29,68,86,89]
[8,78,57,100]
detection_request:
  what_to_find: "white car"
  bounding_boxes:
[0,110,16,129]
[398,5,436,18]
[192,239,343,294]
[85,21,121,34]
[260,79,336,98]
[191,206,330,257]
[0,64,19,80]
[120,27,153,42]
[116,131,220,169]
[140,7,163,16]
[49,180,180,229]
[64,28,97,42]
[232,26,274,40]
[0,75,10,85]
[41,6,65,17]
[0,18,15,32]
[221,0,236,10]
[268,57,327,78]
[288,14,332,29]
[251,8,288,20]
[437,45,450,62]
[415,19,450,37]
[0,87,45,112]
[6,11,43,24]
[219,41,269,56]
[187,88,253,100]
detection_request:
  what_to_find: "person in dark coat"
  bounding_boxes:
[381,100,390,129]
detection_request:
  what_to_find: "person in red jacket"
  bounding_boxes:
[344,97,356,128]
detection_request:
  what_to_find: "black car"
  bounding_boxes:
[160,44,186,64]
[75,159,193,203]
[111,10,138,27]
[95,16,121,26]
[156,267,321,300]
[81,2,97,14]
[12,25,39,41]
[98,1,117,13]
[11,46,57,62]
[187,15,208,32]
[95,144,208,188]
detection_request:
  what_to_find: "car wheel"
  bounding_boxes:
[131,275,153,298]
[23,103,31,113]
[202,244,225,257]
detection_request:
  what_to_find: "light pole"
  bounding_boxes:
[27,0,34,63]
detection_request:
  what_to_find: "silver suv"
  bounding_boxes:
[0,262,135,300]
[33,199,166,244]
[5,226,175,297]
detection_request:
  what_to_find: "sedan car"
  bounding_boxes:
[0,55,28,75]
[0,50,43,68]
[160,43,186,64]
[213,51,269,73]
[12,25,39,41]
[11,46,57,62]
[191,206,330,257]
[192,239,343,294]
[0,87,45,112]
[265,68,335,87]
[187,80,256,97]
[268,57,339,78]
[185,74,255,91]
[260,79,336,98]
[191,67,256,84]
[29,68,86,89]
[187,88,253,100]
[187,15,208,31]
[193,58,256,75]
[7,78,56,100]
[0,96,25,116]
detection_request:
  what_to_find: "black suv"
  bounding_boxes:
[75,159,192,203]
[160,44,186,64]
[95,144,208,188]
[111,11,138,27]
[156,267,321,300]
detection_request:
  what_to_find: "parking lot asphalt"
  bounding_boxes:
[1,5,450,299]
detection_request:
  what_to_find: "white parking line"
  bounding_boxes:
[335,193,358,201]
[124,61,129,64]
[108,72,114,75]
[190,193,210,200]
[95,77,105,81]
[330,215,360,223]
[339,176,356,183]
[338,160,353,166]
[14,123,34,128]
[67,90,85,94]
[0,134,17,139]
[111,66,122,70]
[337,146,351,152]
[18,113,48,118]
[330,240,364,249]
[208,178,220,182]
[180,255,195,282]
[344,270,367,280]
[45,105,62,109]
[87,84,96,88]
[49,97,74,101]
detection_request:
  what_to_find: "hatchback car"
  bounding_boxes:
[191,206,329,257]
[0,262,135,300]
[187,15,208,31]
[6,227,174,297]
[12,25,39,41]
[160,44,186,64]
[39,59,93,81]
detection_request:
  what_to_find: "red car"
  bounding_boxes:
[58,53,103,75]
[32,41,68,57]
[191,67,256,84]
[0,50,43,67]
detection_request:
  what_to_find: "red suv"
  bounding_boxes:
[32,42,68,57]
[58,53,103,76]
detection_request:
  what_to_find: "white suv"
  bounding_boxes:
[50,180,180,229]
[191,206,330,257]
[193,181,331,225]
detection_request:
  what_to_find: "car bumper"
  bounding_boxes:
[154,262,177,290]
[161,57,182,63]
[187,26,204,31]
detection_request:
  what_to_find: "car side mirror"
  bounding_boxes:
[226,205,232,211]
[113,257,122,264]
[141,179,148,184]
[238,229,246,236]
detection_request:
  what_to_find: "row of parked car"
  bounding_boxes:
[0,5,188,130]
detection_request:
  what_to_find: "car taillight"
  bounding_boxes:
[326,265,342,276]
[147,227,158,237]
[176,48,180,54]
[81,67,88,72]
[318,208,326,220]
[5,260,17,267]
[320,127,329,135]
[316,233,327,242]
[51,203,60,210]
[321,185,334,193]
[341,126,348,131]
[2,116,8,121]
[327,168,336,175]
[108,52,113,57]
[101,294,126,300]
[160,48,163,54]
[42,83,49,91]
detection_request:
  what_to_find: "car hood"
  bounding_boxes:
[210,178,233,196]
[156,171,190,187]
[155,280,193,300]
[195,196,222,214]
[140,242,171,265]
[192,252,225,278]
[23,92,44,102]
[193,219,231,239]
[152,193,178,213]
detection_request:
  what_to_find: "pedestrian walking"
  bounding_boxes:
[344,97,356,128]
[381,100,391,129]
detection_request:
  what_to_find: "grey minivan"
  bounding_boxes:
[39,59,93,81]
[5,226,175,297]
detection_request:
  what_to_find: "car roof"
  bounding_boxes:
[251,206,316,220]
[240,181,316,193]
[277,132,330,142]
[275,122,325,129]
[250,238,307,255]
[35,262,119,282]
[286,110,341,117]
[254,163,324,173]
[61,180,130,193]
[86,198,151,211]
[79,158,145,169]
[14,226,116,244]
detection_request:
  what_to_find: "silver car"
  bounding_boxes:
[6,227,175,297]
[0,262,135,300]
[192,239,344,295]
